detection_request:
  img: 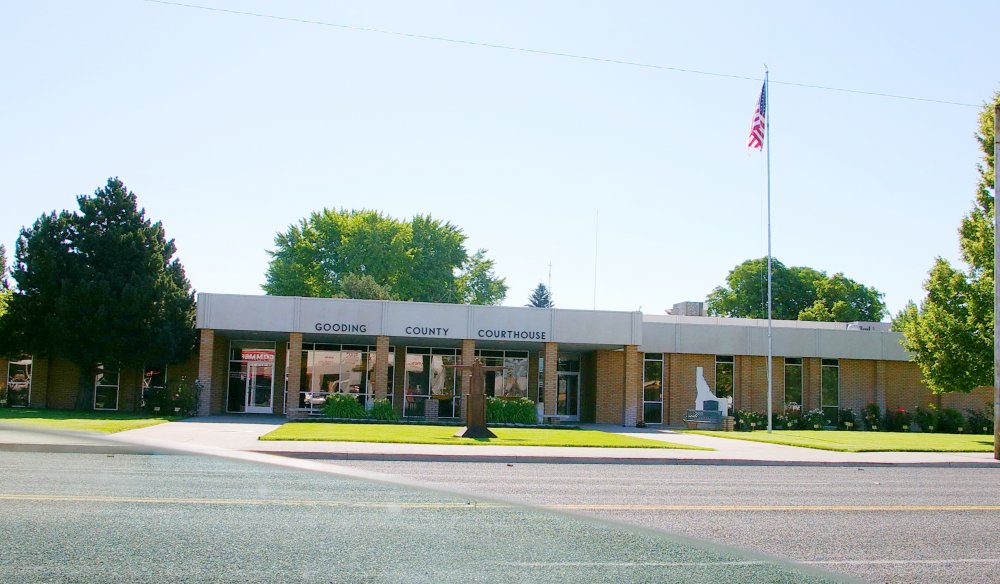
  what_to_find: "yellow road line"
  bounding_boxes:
[554,504,1000,512]
[1,494,998,512]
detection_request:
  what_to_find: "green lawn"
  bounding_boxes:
[685,429,994,452]
[262,423,709,449]
[0,408,177,434]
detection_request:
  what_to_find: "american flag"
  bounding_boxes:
[747,82,766,150]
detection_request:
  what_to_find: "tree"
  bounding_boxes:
[263,209,507,305]
[526,283,554,308]
[337,273,397,300]
[902,91,998,394]
[0,245,9,319]
[798,273,888,322]
[0,178,196,409]
[455,249,508,305]
[706,258,885,322]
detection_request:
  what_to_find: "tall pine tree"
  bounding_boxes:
[526,283,554,308]
[1,178,196,409]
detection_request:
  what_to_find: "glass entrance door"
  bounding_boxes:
[245,362,274,413]
[556,372,580,420]
[227,342,276,414]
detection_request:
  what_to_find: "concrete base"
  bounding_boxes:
[454,425,497,439]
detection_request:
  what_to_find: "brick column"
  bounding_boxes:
[460,339,475,419]
[196,329,215,416]
[374,336,390,400]
[623,345,640,427]
[286,332,303,419]
[393,349,406,416]
[543,342,558,416]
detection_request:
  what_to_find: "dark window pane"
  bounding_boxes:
[716,363,734,398]
[784,364,802,406]
[643,402,663,424]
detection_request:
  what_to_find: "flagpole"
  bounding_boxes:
[765,69,773,434]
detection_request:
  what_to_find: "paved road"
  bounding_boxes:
[331,460,1000,584]
[0,451,845,583]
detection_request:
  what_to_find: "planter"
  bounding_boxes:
[430,394,453,401]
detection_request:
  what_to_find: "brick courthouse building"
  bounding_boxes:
[3,293,992,424]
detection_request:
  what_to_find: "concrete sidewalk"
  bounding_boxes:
[100,416,1000,467]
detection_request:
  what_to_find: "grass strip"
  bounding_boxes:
[684,430,993,452]
[0,408,177,434]
[262,422,710,449]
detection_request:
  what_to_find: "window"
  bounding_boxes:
[783,358,802,409]
[94,365,120,411]
[291,343,393,415]
[6,357,32,408]
[142,364,167,409]
[715,356,734,408]
[555,353,581,418]
[821,359,839,425]
[476,350,529,398]
[405,347,461,418]
[642,353,664,424]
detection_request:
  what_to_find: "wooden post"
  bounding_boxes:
[448,358,503,439]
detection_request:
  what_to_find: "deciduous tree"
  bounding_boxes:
[902,91,998,393]
[706,258,884,322]
[264,209,507,304]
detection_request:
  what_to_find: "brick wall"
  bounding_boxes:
[595,350,623,424]
[619,346,639,427]
[942,387,995,412]
[883,361,930,412]
[209,333,229,414]
[666,354,714,425]
[839,359,876,415]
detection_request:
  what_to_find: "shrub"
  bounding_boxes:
[143,377,201,417]
[838,408,858,431]
[773,413,788,430]
[783,404,803,430]
[936,407,965,433]
[368,398,400,421]
[883,408,913,432]
[486,397,537,424]
[862,403,881,431]
[803,408,826,430]
[322,393,368,419]
[965,406,994,435]
[914,405,938,432]
[734,409,766,431]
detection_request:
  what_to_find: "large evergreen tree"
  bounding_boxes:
[263,209,507,305]
[706,258,885,322]
[526,283,554,308]
[0,178,196,409]
[902,91,998,394]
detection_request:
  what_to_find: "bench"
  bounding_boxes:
[684,409,723,430]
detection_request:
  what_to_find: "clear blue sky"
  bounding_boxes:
[2,0,997,318]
